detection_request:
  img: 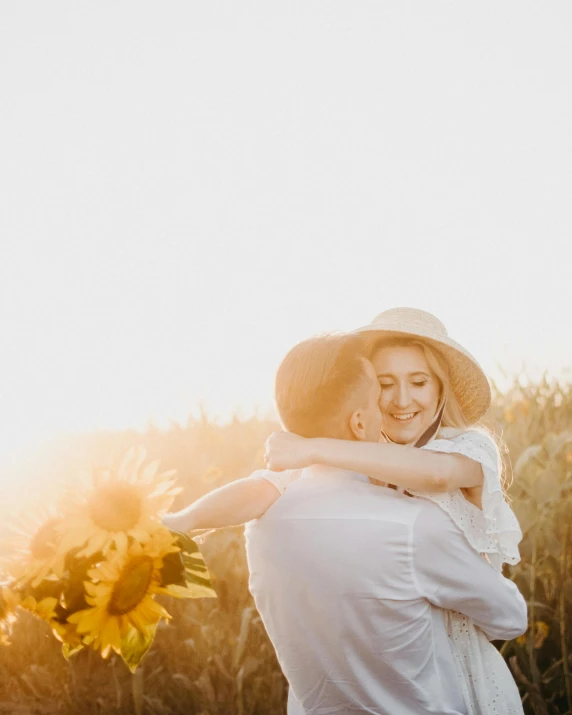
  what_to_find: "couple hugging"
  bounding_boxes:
[164,307,527,715]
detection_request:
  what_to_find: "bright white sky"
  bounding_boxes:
[1,2,571,459]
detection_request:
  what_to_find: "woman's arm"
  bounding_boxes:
[264,432,483,493]
[162,477,282,533]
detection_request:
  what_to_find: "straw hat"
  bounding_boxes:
[353,307,491,425]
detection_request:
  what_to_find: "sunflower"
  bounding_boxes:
[19,594,59,621]
[57,447,181,558]
[1,508,66,588]
[0,577,59,645]
[67,528,181,659]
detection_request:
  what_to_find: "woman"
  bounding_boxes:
[165,307,524,714]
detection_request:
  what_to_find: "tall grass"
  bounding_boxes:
[0,377,570,714]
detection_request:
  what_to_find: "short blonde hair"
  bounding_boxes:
[275,334,368,438]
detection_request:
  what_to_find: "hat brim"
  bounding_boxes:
[353,325,491,425]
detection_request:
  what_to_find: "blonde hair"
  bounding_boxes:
[275,334,369,439]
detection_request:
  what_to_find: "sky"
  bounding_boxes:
[1,2,571,459]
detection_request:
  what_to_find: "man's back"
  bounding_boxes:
[245,466,526,715]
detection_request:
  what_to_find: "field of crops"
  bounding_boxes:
[0,376,571,715]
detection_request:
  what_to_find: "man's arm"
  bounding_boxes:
[412,503,527,641]
[162,477,282,533]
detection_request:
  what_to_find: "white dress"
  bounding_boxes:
[256,428,524,715]
[412,428,524,715]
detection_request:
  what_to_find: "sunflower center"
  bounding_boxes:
[108,555,154,615]
[89,483,143,532]
[29,518,61,560]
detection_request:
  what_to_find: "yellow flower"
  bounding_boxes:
[67,528,180,659]
[533,621,549,649]
[0,579,59,645]
[51,618,81,644]
[19,594,59,622]
[1,509,66,588]
[516,621,549,649]
[57,447,181,558]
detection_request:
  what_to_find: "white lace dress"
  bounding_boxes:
[410,427,524,715]
[258,428,525,715]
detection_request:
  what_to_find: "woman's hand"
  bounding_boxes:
[264,431,315,471]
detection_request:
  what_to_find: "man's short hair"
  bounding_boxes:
[274,334,368,438]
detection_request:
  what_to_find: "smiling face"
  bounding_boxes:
[372,342,441,444]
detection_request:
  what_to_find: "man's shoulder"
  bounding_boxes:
[411,496,464,540]
[249,468,433,527]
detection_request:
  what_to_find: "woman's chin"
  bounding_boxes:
[392,434,416,445]
[385,420,428,444]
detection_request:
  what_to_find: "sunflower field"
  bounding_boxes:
[0,376,571,715]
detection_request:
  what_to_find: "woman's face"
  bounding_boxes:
[372,344,441,444]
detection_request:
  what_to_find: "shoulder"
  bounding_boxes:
[413,495,456,527]
[432,427,500,469]
[411,496,467,547]
[442,427,498,449]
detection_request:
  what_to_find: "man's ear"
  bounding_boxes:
[349,409,366,441]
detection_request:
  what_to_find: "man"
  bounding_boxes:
[165,334,527,714]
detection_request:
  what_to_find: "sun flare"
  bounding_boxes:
[1,509,66,588]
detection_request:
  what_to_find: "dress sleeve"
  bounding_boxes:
[410,430,522,570]
[249,468,303,495]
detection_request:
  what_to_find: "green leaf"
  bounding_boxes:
[58,551,103,618]
[61,641,85,660]
[120,622,158,673]
[183,551,209,572]
[172,531,200,556]
[168,531,216,597]
[159,550,187,588]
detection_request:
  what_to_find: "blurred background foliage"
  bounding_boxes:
[0,376,571,714]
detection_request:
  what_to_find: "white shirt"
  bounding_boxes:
[245,466,527,715]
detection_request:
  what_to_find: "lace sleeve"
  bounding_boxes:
[409,429,522,571]
[249,469,302,496]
